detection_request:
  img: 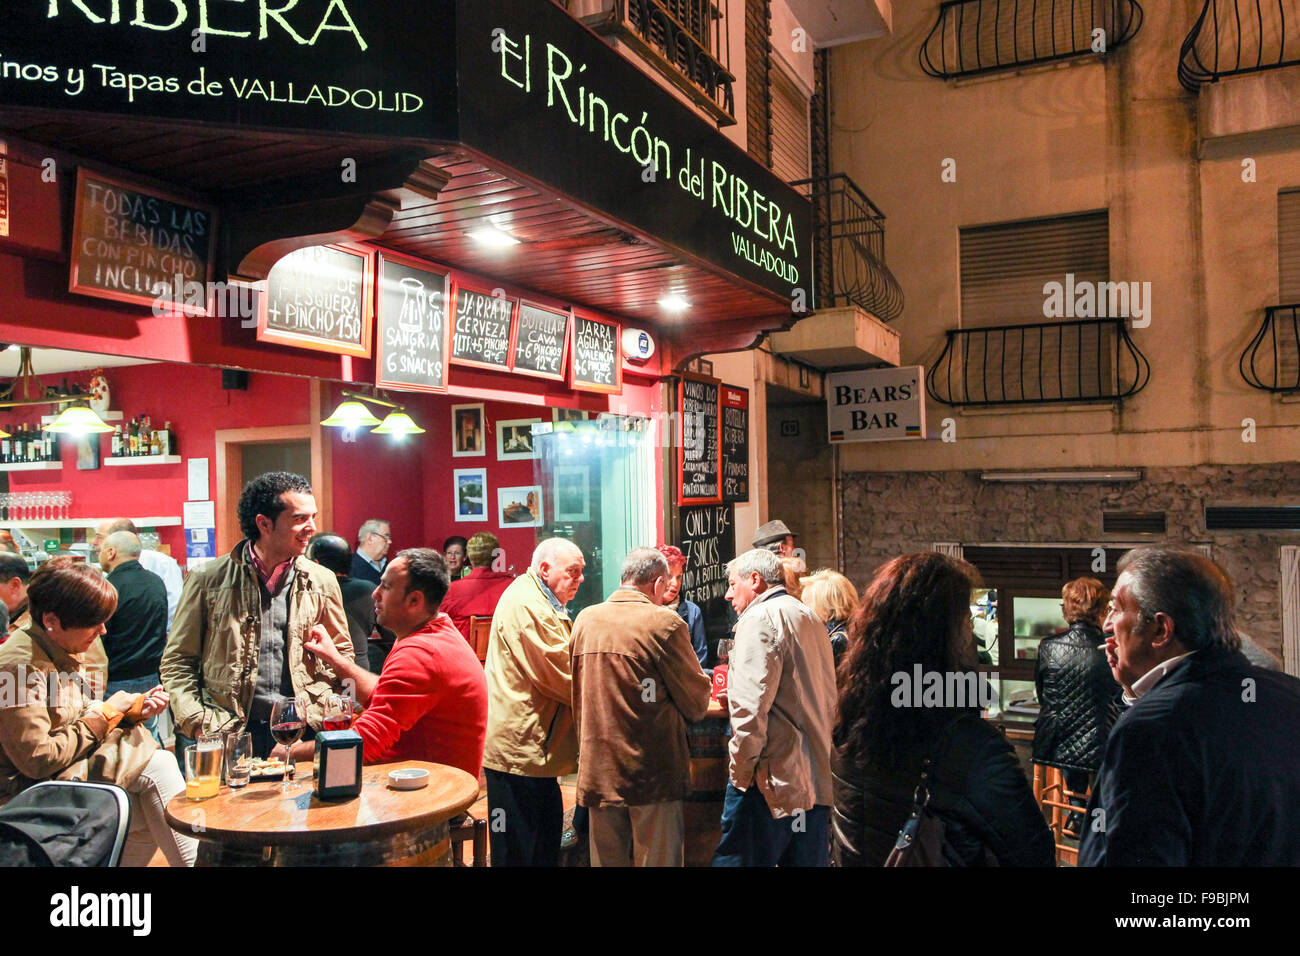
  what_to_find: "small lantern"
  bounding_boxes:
[313,730,363,800]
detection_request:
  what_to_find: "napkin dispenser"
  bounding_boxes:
[313,730,363,800]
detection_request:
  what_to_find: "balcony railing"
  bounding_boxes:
[1241,304,1300,392]
[1180,1,1300,91]
[920,0,1144,80]
[925,318,1150,406]
[792,173,904,321]
[573,0,736,125]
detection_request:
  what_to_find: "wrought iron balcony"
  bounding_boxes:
[1180,1,1300,90]
[572,0,736,126]
[792,173,904,322]
[925,318,1150,406]
[1241,305,1300,392]
[920,0,1144,80]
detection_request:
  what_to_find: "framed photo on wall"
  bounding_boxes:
[554,465,590,522]
[496,418,541,461]
[453,468,488,522]
[451,403,485,457]
[498,485,543,528]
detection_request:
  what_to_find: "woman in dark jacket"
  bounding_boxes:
[1033,577,1121,828]
[832,552,1054,866]
[800,569,859,671]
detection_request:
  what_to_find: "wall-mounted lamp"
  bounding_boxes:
[320,390,424,438]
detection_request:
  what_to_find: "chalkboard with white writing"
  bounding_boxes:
[451,286,516,371]
[721,385,750,503]
[679,503,736,645]
[376,253,450,393]
[570,314,622,394]
[512,302,570,381]
[679,375,721,505]
[69,169,215,315]
[257,244,373,357]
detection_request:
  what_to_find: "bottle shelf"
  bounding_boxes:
[104,455,182,466]
[0,461,62,471]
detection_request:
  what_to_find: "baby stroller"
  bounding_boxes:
[0,780,132,866]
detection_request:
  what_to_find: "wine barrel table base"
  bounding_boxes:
[165,760,477,868]
[684,701,731,867]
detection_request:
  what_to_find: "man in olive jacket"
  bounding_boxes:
[161,472,352,759]
[482,537,584,867]
[571,548,711,866]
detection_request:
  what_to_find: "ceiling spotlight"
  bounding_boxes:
[469,226,520,248]
[658,293,690,313]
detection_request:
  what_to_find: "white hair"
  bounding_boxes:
[727,548,785,586]
[358,519,389,544]
[531,537,583,571]
[621,548,668,587]
[104,530,143,559]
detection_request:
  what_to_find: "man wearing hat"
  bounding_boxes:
[752,519,797,557]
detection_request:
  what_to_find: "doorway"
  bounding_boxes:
[214,423,329,552]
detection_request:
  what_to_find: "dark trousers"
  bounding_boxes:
[484,768,563,867]
[712,782,830,867]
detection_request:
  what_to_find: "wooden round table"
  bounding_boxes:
[165,760,479,867]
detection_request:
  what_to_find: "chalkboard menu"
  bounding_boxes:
[512,302,570,381]
[451,286,516,371]
[375,253,451,393]
[570,313,622,394]
[679,374,722,505]
[679,503,736,644]
[721,385,750,503]
[69,169,215,316]
[257,244,373,357]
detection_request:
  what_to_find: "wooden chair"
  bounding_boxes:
[1033,763,1091,866]
[449,813,488,867]
[468,616,491,664]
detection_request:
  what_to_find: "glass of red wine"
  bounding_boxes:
[322,694,354,732]
[269,696,305,791]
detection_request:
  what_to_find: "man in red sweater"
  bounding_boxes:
[278,548,488,778]
[440,531,514,645]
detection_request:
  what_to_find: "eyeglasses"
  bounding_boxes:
[370,531,392,543]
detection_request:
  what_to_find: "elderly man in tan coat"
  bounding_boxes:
[571,548,711,866]
[482,537,585,867]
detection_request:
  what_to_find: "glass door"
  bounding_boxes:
[531,416,657,618]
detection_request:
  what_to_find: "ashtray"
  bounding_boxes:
[388,768,430,790]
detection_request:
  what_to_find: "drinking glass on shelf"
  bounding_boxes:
[0,493,9,522]
[59,491,71,521]
[269,696,305,792]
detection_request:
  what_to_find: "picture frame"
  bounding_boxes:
[451,403,486,457]
[75,434,100,471]
[496,418,541,461]
[453,468,489,523]
[554,465,590,523]
[553,407,588,424]
[498,485,544,528]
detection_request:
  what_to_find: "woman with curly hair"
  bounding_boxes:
[831,552,1053,866]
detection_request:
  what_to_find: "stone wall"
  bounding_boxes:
[841,463,1300,659]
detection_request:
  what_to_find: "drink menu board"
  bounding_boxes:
[679,374,721,505]
[375,252,451,393]
[512,301,570,380]
[69,169,216,316]
[451,286,516,371]
[257,244,373,357]
[570,313,622,394]
[679,502,736,642]
[721,385,749,503]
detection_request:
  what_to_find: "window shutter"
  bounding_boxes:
[1276,191,1300,386]
[770,63,810,187]
[958,211,1112,402]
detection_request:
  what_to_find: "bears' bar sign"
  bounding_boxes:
[257,244,373,357]
[69,169,215,316]
[570,313,621,394]
[679,374,721,505]
[375,251,450,394]
[451,286,516,372]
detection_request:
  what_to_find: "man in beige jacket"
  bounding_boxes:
[713,548,837,866]
[482,537,584,866]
